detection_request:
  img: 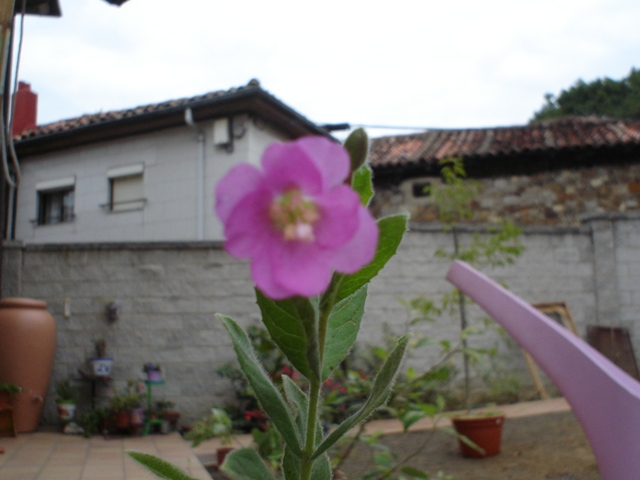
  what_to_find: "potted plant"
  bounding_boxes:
[109,380,144,432]
[91,338,113,377]
[55,380,78,423]
[185,407,236,466]
[143,363,162,382]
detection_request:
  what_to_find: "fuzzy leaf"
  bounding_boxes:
[282,375,309,434]
[283,446,332,480]
[220,315,303,456]
[329,213,408,305]
[311,334,411,459]
[126,451,198,480]
[256,291,320,382]
[351,164,374,206]
[221,447,277,480]
[321,285,367,380]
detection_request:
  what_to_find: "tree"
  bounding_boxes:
[531,68,640,122]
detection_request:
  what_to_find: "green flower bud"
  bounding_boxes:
[344,128,369,173]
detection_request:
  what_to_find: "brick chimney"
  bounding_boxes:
[12,81,37,137]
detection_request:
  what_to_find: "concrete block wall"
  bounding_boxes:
[0,220,623,426]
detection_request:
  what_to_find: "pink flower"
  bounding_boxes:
[215,136,378,299]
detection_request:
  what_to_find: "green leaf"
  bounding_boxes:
[401,466,430,479]
[401,410,425,432]
[126,451,199,480]
[321,285,367,380]
[220,447,277,480]
[344,127,369,173]
[332,213,409,304]
[219,315,303,456]
[283,446,332,480]
[256,291,320,381]
[311,334,411,460]
[351,164,374,206]
[282,375,308,434]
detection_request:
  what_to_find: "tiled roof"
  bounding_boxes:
[369,117,640,170]
[15,79,325,148]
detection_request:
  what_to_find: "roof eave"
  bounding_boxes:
[15,88,330,157]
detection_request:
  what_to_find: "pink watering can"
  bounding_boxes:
[446,260,640,480]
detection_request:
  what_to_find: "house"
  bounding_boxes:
[10,79,329,244]
[369,116,640,226]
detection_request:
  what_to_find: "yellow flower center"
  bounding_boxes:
[269,190,320,242]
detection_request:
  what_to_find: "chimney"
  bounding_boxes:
[12,81,38,137]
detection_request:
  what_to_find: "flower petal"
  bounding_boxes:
[215,163,263,223]
[269,241,333,297]
[261,141,324,195]
[224,188,275,258]
[313,185,360,248]
[330,206,379,274]
[296,136,350,190]
[251,255,296,300]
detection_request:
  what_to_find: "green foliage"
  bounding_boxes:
[77,407,111,438]
[430,158,481,223]
[0,382,21,395]
[55,380,78,404]
[532,68,640,121]
[126,451,199,480]
[109,380,144,411]
[221,448,277,480]
[185,408,235,447]
[251,422,284,473]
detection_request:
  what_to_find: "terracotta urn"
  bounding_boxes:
[0,298,56,433]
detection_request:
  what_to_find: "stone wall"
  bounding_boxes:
[3,215,640,426]
[373,163,640,226]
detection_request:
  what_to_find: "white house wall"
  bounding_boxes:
[14,114,288,244]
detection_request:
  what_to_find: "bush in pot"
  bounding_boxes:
[55,380,78,424]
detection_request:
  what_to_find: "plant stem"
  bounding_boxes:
[301,276,343,480]
[301,379,320,480]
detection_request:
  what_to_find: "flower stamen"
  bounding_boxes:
[270,190,320,242]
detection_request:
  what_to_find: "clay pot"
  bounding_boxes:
[217,446,234,466]
[0,298,56,433]
[451,414,505,458]
[114,410,131,430]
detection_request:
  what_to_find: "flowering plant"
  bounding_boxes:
[128,130,409,480]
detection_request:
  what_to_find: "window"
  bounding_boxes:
[36,176,75,225]
[412,181,432,198]
[107,164,145,212]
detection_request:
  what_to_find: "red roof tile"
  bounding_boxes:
[369,117,640,170]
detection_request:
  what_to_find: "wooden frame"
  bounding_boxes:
[524,302,579,399]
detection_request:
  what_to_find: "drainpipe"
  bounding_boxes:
[184,108,205,240]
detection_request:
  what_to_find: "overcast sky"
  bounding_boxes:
[12,0,640,138]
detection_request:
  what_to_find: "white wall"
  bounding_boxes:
[14,114,286,244]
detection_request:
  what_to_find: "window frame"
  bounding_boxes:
[35,176,76,226]
[105,164,146,213]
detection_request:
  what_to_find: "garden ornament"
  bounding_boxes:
[446,259,640,480]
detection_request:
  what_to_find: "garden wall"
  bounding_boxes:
[3,214,640,426]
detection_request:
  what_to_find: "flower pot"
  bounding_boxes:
[91,357,114,377]
[114,410,131,430]
[146,370,162,382]
[451,414,505,458]
[0,298,56,433]
[217,446,234,466]
[130,407,144,426]
[57,402,76,422]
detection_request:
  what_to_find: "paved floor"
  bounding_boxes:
[0,398,571,480]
